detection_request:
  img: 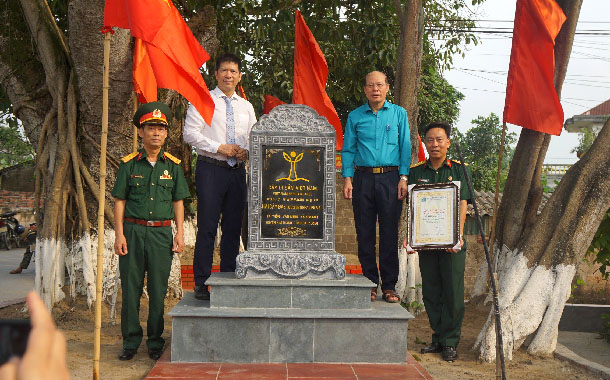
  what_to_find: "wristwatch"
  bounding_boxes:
[400,175,408,182]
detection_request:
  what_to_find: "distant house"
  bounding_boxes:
[538,99,610,189]
[564,98,610,135]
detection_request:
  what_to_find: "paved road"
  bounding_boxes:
[0,246,35,307]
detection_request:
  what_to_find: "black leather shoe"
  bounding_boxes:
[118,348,137,361]
[194,285,210,300]
[420,342,442,354]
[148,349,163,360]
[442,346,458,361]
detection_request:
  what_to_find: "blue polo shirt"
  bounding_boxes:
[341,100,411,177]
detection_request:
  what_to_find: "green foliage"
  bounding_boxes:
[184,0,481,125]
[0,92,34,170]
[586,209,610,280]
[570,126,600,157]
[417,53,464,133]
[451,113,516,191]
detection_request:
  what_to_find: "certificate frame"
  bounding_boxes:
[408,182,461,250]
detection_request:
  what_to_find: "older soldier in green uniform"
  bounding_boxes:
[112,102,190,361]
[406,121,471,362]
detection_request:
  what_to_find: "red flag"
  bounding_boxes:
[104,0,214,125]
[263,95,287,114]
[292,10,343,150]
[418,135,426,162]
[503,0,566,135]
[133,38,157,104]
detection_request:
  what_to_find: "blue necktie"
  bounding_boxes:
[223,96,237,167]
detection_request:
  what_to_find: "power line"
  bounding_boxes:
[435,19,610,24]
[453,86,605,103]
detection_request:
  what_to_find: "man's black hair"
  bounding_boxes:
[424,122,452,139]
[216,53,242,72]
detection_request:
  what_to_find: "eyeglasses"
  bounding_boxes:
[425,138,447,144]
[365,82,388,89]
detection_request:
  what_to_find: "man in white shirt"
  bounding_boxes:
[183,53,257,300]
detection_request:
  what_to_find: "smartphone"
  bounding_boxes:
[0,319,31,366]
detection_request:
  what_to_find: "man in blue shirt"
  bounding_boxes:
[342,71,411,303]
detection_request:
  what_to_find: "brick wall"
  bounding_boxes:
[334,172,359,256]
[0,190,36,212]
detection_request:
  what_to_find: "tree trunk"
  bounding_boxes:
[393,0,425,311]
[1,0,218,308]
[472,0,606,362]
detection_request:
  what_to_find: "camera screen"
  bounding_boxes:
[0,319,31,366]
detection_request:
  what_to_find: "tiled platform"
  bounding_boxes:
[145,349,433,379]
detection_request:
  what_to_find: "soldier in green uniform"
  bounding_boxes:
[111,102,191,361]
[406,121,471,362]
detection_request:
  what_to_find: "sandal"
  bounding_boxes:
[370,287,377,302]
[382,289,400,303]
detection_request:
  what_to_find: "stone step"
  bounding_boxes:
[206,273,374,309]
[169,292,414,363]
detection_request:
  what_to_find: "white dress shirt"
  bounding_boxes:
[183,86,257,162]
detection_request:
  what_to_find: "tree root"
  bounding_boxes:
[473,245,575,362]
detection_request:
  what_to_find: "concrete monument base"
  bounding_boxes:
[169,273,413,363]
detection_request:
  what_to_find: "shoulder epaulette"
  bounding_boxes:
[410,160,426,169]
[164,152,181,165]
[121,152,139,163]
[451,159,468,166]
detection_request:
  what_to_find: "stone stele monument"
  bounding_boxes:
[169,105,412,363]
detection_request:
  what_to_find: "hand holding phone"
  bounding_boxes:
[0,292,70,380]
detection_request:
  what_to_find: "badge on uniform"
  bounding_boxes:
[448,176,452,181]
[417,179,429,183]
[130,174,144,178]
[160,170,172,180]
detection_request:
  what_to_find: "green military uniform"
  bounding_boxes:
[111,103,191,352]
[408,158,471,348]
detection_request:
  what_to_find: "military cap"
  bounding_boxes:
[132,102,173,128]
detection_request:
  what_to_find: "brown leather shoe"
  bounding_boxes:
[10,267,22,274]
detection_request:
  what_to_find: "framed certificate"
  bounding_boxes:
[408,182,461,250]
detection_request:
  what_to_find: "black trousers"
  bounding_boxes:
[352,170,401,291]
[193,160,246,286]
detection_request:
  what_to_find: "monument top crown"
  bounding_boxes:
[253,105,335,135]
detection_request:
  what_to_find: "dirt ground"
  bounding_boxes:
[0,253,603,380]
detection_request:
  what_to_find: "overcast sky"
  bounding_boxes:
[445,0,608,164]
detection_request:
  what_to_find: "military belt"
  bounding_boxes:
[124,217,172,227]
[356,166,399,174]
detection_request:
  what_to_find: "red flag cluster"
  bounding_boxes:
[503,0,566,135]
[104,0,215,125]
[292,11,343,150]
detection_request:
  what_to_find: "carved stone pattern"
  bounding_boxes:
[235,252,346,279]
[248,128,336,252]
[252,105,336,135]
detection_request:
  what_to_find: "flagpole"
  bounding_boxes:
[455,142,508,380]
[132,92,139,152]
[488,121,507,269]
[93,29,111,380]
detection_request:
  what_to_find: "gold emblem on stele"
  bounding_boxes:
[276,151,309,182]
